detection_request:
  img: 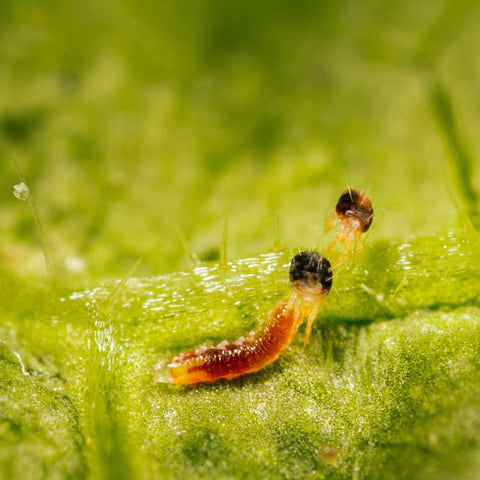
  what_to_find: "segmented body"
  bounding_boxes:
[153,251,332,385]
[154,298,308,385]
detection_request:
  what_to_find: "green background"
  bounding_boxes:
[1,1,480,479]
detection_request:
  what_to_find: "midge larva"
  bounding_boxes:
[152,251,332,385]
[324,188,374,267]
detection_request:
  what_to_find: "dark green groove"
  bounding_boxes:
[430,83,480,230]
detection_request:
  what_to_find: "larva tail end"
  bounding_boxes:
[152,359,174,383]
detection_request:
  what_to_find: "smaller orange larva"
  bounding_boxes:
[324,188,373,267]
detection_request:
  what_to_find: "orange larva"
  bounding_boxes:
[152,251,332,385]
[324,188,373,267]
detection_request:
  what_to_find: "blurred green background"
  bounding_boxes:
[2,1,480,479]
[2,0,479,284]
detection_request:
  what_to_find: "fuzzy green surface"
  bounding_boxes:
[2,1,480,479]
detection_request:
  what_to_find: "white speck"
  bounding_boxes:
[65,256,86,273]
[163,408,178,427]
[253,402,266,418]
[12,351,29,376]
[196,345,210,354]
[360,283,384,303]
[69,291,86,300]
[13,182,29,201]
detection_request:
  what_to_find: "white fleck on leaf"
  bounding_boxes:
[13,182,30,201]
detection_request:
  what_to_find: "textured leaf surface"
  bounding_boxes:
[1,1,480,479]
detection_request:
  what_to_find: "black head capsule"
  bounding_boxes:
[289,251,333,296]
[336,189,373,233]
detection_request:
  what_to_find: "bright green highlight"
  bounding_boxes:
[2,0,480,479]
[2,232,480,478]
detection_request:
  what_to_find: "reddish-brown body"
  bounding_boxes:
[152,250,332,386]
[153,298,310,385]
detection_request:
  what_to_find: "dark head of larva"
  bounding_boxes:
[289,251,333,295]
[335,188,373,232]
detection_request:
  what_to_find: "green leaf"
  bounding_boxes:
[2,1,480,479]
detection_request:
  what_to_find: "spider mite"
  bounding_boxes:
[152,251,332,385]
[324,188,373,267]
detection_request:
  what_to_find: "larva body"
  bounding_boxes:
[153,251,332,385]
[154,298,306,384]
[325,188,374,267]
